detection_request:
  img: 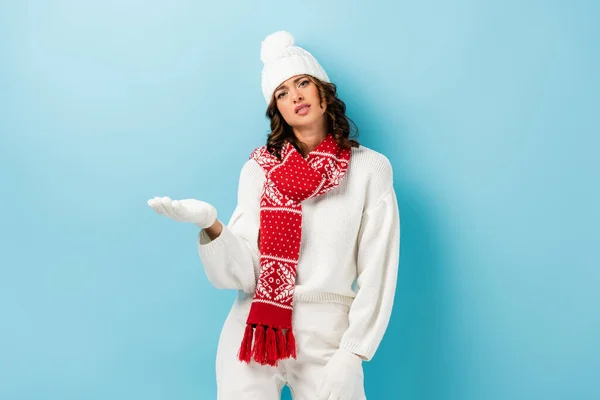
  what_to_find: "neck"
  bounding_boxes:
[292,119,329,156]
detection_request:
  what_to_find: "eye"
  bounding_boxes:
[277,91,287,99]
[300,79,309,87]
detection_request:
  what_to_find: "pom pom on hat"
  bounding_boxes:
[261,31,295,64]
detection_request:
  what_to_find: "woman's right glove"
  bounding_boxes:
[316,348,364,400]
[147,196,218,229]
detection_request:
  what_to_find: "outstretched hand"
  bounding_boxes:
[147,196,217,229]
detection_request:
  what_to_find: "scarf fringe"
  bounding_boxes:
[252,325,266,364]
[238,323,297,366]
[237,324,254,363]
[286,327,297,359]
[276,327,287,358]
[265,326,277,365]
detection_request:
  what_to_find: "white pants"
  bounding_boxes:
[215,293,366,399]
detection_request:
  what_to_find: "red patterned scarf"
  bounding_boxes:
[237,133,351,366]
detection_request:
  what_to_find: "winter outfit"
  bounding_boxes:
[197,30,401,399]
[199,144,399,399]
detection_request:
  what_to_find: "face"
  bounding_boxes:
[272,74,327,128]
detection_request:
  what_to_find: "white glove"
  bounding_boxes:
[147,196,217,229]
[316,348,364,400]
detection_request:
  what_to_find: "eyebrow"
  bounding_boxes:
[275,76,307,93]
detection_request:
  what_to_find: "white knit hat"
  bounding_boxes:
[260,31,330,104]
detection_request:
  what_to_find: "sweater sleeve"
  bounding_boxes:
[339,177,401,361]
[197,159,264,293]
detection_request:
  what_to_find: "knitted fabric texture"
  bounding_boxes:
[260,30,330,104]
[237,133,351,366]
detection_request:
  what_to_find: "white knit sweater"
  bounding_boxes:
[197,144,400,361]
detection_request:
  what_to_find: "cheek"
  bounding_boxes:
[278,103,296,122]
[310,86,320,99]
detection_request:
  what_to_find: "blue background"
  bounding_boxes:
[1,0,598,399]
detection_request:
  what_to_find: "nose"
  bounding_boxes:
[293,91,303,103]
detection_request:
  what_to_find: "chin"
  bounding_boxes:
[292,113,324,128]
[291,118,316,127]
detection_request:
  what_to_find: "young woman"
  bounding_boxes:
[148,30,400,400]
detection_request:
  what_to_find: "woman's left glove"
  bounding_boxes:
[316,348,364,400]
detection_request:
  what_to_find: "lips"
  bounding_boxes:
[295,103,311,113]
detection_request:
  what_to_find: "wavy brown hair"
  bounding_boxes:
[265,75,360,160]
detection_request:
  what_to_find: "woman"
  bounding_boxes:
[148,30,400,400]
